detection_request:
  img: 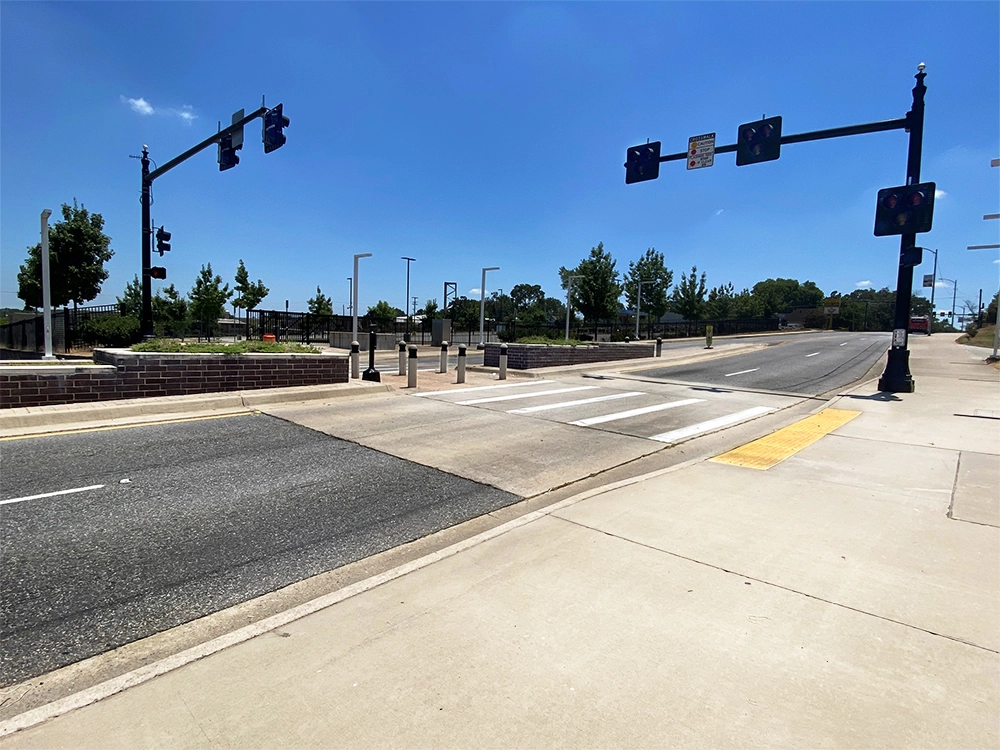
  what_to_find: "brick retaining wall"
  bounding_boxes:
[0,349,349,409]
[482,342,655,369]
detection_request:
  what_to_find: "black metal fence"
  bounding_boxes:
[492,316,779,342]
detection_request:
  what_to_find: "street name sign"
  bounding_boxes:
[687,132,715,170]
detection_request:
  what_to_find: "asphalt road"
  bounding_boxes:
[632,331,891,395]
[0,414,519,686]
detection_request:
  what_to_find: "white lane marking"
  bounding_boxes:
[570,398,704,426]
[806,352,820,357]
[840,342,848,346]
[457,386,597,406]
[648,406,775,444]
[508,391,644,415]
[724,368,759,377]
[412,380,554,398]
[0,484,105,506]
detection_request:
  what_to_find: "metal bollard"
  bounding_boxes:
[407,345,418,388]
[499,343,508,380]
[362,329,381,381]
[439,341,449,374]
[655,337,662,358]
[457,344,466,384]
[351,340,360,379]
[398,341,407,376]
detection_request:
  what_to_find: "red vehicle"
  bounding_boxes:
[908,316,930,334]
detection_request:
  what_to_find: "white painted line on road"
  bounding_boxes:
[0,484,105,506]
[648,406,776,444]
[840,342,848,346]
[507,391,644,414]
[457,386,598,406]
[570,398,704,426]
[806,352,820,357]
[412,380,554,398]
[724,368,759,377]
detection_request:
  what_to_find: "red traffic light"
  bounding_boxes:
[624,140,661,184]
[150,267,167,280]
[736,116,782,166]
[874,182,935,236]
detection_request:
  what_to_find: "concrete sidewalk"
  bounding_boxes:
[1,336,997,748]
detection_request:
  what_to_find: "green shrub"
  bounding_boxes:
[78,315,142,347]
[130,339,318,354]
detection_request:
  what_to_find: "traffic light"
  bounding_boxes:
[263,104,289,154]
[155,226,171,256]
[624,141,661,184]
[736,116,782,166]
[150,267,167,280]
[218,133,241,171]
[873,182,936,236]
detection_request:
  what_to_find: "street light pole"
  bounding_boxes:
[40,209,54,359]
[402,256,415,341]
[479,266,500,348]
[565,275,583,341]
[347,277,352,316]
[352,253,372,342]
[924,248,938,334]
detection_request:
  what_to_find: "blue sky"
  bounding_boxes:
[2,1,998,318]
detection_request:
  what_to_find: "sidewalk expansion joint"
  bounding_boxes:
[552,515,999,656]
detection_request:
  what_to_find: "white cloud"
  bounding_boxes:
[934,189,947,199]
[994,258,999,265]
[855,280,872,288]
[468,288,481,296]
[122,96,154,115]
[714,209,724,216]
[121,96,197,123]
[935,280,952,288]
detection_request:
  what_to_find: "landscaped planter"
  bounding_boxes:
[482,342,655,369]
[0,348,349,409]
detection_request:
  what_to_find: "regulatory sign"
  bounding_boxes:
[922,274,934,288]
[687,132,715,170]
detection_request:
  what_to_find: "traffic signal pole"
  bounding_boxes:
[641,66,928,393]
[878,65,926,392]
[139,105,270,338]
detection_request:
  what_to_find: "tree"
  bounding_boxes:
[152,284,190,338]
[671,266,708,320]
[233,259,269,316]
[510,284,545,312]
[559,242,622,327]
[117,275,143,318]
[366,300,397,328]
[17,199,114,309]
[189,264,232,340]
[307,286,333,316]
[730,288,762,318]
[422,299,440,320]
[623,248,673,327]
[705,283,736,319]
[751,278,825,317]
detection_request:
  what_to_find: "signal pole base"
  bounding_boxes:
[877,348,915,393]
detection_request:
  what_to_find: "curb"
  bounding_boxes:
[0,381,391,436]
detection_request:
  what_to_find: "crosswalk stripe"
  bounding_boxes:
[569,398,704,426]
[412,380,554,398]
[457,386,598,406]
[648,406,775,444]
[507,391,644,415]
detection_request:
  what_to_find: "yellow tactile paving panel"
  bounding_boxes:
[710,408,861,470]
